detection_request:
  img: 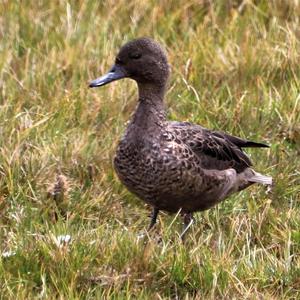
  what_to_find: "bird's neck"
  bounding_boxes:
[131,83,166,130]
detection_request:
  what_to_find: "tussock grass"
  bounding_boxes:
[0,0,299,298]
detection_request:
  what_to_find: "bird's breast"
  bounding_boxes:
[113,139,160,195]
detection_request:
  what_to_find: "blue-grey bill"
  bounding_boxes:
[89,64,126,88]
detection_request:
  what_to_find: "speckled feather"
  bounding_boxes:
[114,116,268,213]
[90,37,272,221]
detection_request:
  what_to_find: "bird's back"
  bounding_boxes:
[166,121,262,173]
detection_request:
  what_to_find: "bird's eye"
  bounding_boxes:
[129,53,142,59]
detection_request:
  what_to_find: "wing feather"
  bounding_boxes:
[168,121,267,173]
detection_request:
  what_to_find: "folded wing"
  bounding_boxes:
[168,121,269,173]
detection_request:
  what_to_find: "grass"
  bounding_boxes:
[0,0,299,298]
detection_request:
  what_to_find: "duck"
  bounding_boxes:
[89,37,272,238]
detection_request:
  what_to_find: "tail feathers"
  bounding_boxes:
[249,171,272,185]
[242,141,269,148]
[214,132,270,148]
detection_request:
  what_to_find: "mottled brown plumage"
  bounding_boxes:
[89,37,272,237]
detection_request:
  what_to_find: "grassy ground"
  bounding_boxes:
[0,0,299,299]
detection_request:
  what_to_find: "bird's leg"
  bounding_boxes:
[180,212,194,240]
[148,207,159,231]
